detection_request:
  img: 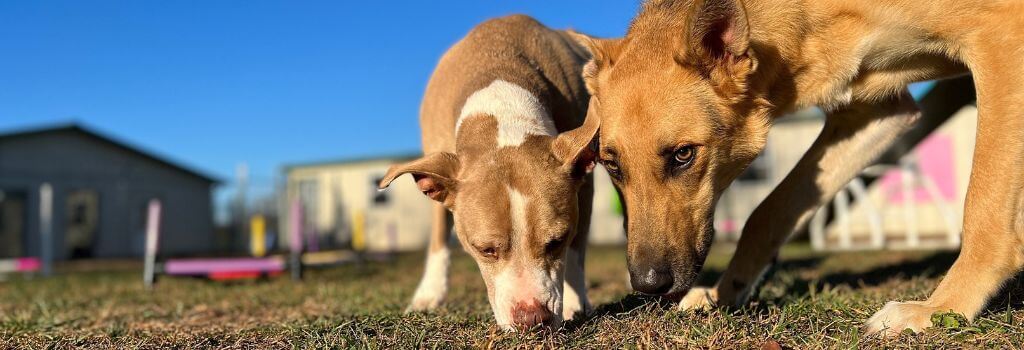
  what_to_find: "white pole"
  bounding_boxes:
[901,160,919,248]
[918,175,960,248]
[809,206,828,251]
[289,198,303,280]
[143,199,162,290]
[39,183,53,276]
[847,178,885,249]
[835,189,851,250]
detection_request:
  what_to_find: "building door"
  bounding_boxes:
[65,189,99,259]
[0,190,27,258]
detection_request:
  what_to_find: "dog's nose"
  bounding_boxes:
[629,267,674,295]
[511,300,553,329]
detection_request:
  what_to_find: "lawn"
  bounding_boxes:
[1,243,1022,349]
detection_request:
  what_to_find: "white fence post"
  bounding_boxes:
[143,199,162,290]
[39,183,53,277]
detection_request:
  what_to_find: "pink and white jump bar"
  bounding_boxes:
[143,198,305,289]
[0,257,41,273]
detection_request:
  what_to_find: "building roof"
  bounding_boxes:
[0,122,220,184]
[282,152,421,172]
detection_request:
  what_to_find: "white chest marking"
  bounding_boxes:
[457,80,556,147]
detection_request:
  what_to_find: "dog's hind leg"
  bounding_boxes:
[406,202,453,312]
[682,90,921,311]
[563,175,594,321]
[867,31,1024,335]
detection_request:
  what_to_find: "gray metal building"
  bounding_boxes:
[0,123,218,260]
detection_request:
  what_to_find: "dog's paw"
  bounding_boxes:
[405,285,446,313]
[864,301,938,337]
[405,294,444,313]
[561,301,591,321]
[679,287,718,311]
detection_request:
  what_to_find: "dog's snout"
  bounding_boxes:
[511,300,553,329]
[629,267,674,295]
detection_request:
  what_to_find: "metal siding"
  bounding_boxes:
[0,130,215,259]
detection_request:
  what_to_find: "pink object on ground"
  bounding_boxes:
[0,257,41,272]
[164,258,285,275]
[17,257,41,272]
[881,134,957,204]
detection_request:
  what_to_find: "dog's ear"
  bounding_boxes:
[552,99,600,178]
[378,152,460,205]
[679,0,757,97]
[568,31,624,95]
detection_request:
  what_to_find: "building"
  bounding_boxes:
[282,155,428,252]
[0,123,218,260]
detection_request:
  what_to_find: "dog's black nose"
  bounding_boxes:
[629,267,674,295]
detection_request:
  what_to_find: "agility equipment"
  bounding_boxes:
[0,257,41,274]
[142,197,360,289]
[143,199,300,289]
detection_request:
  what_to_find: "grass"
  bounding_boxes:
[1,243,1022,349]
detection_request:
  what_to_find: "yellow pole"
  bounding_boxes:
[250,215,266,257]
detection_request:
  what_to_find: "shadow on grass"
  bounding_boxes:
[985,273,1024,314]
[573,250,1024,329]
[577,248,1024,331]
[785,251,957,296]
[563,294,676,331]
[774,250,1024,315]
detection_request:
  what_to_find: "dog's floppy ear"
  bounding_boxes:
[552,99,600,178]
[568,31,624,95]
[378,152,460,205]
[679,0,757,97]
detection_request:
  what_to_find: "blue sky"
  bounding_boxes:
[0,1,935,217]
[0,1,638,212]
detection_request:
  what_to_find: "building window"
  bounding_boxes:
[65,189,99,259]
[372,176,389,206]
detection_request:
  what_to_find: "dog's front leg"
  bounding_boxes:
[681,90,921,311]
[563,175,594,321]
[867,43,1024,335]
[407,202,452,312]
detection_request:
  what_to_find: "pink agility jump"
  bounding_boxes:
[163,257,285,275]
[0,257,41,273]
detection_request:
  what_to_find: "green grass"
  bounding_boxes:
[1,243,1022,349]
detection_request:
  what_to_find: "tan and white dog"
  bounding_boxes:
[573,0,1024,336]
[378,15,598,330]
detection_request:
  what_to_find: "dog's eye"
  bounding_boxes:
[479,246,498,259]
[671,146,697,170]
[545,238,564,254]
[602,160,622,179]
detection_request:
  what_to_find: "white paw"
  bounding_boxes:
[864,301,939,337]
[561,300,591,321]
[406,249,449,313]
[679,287,718,311]
[562,304,581,321]
[406,284,446,313]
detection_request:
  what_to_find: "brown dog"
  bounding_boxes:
[573,0,1024,336]
[378,15,598,330]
